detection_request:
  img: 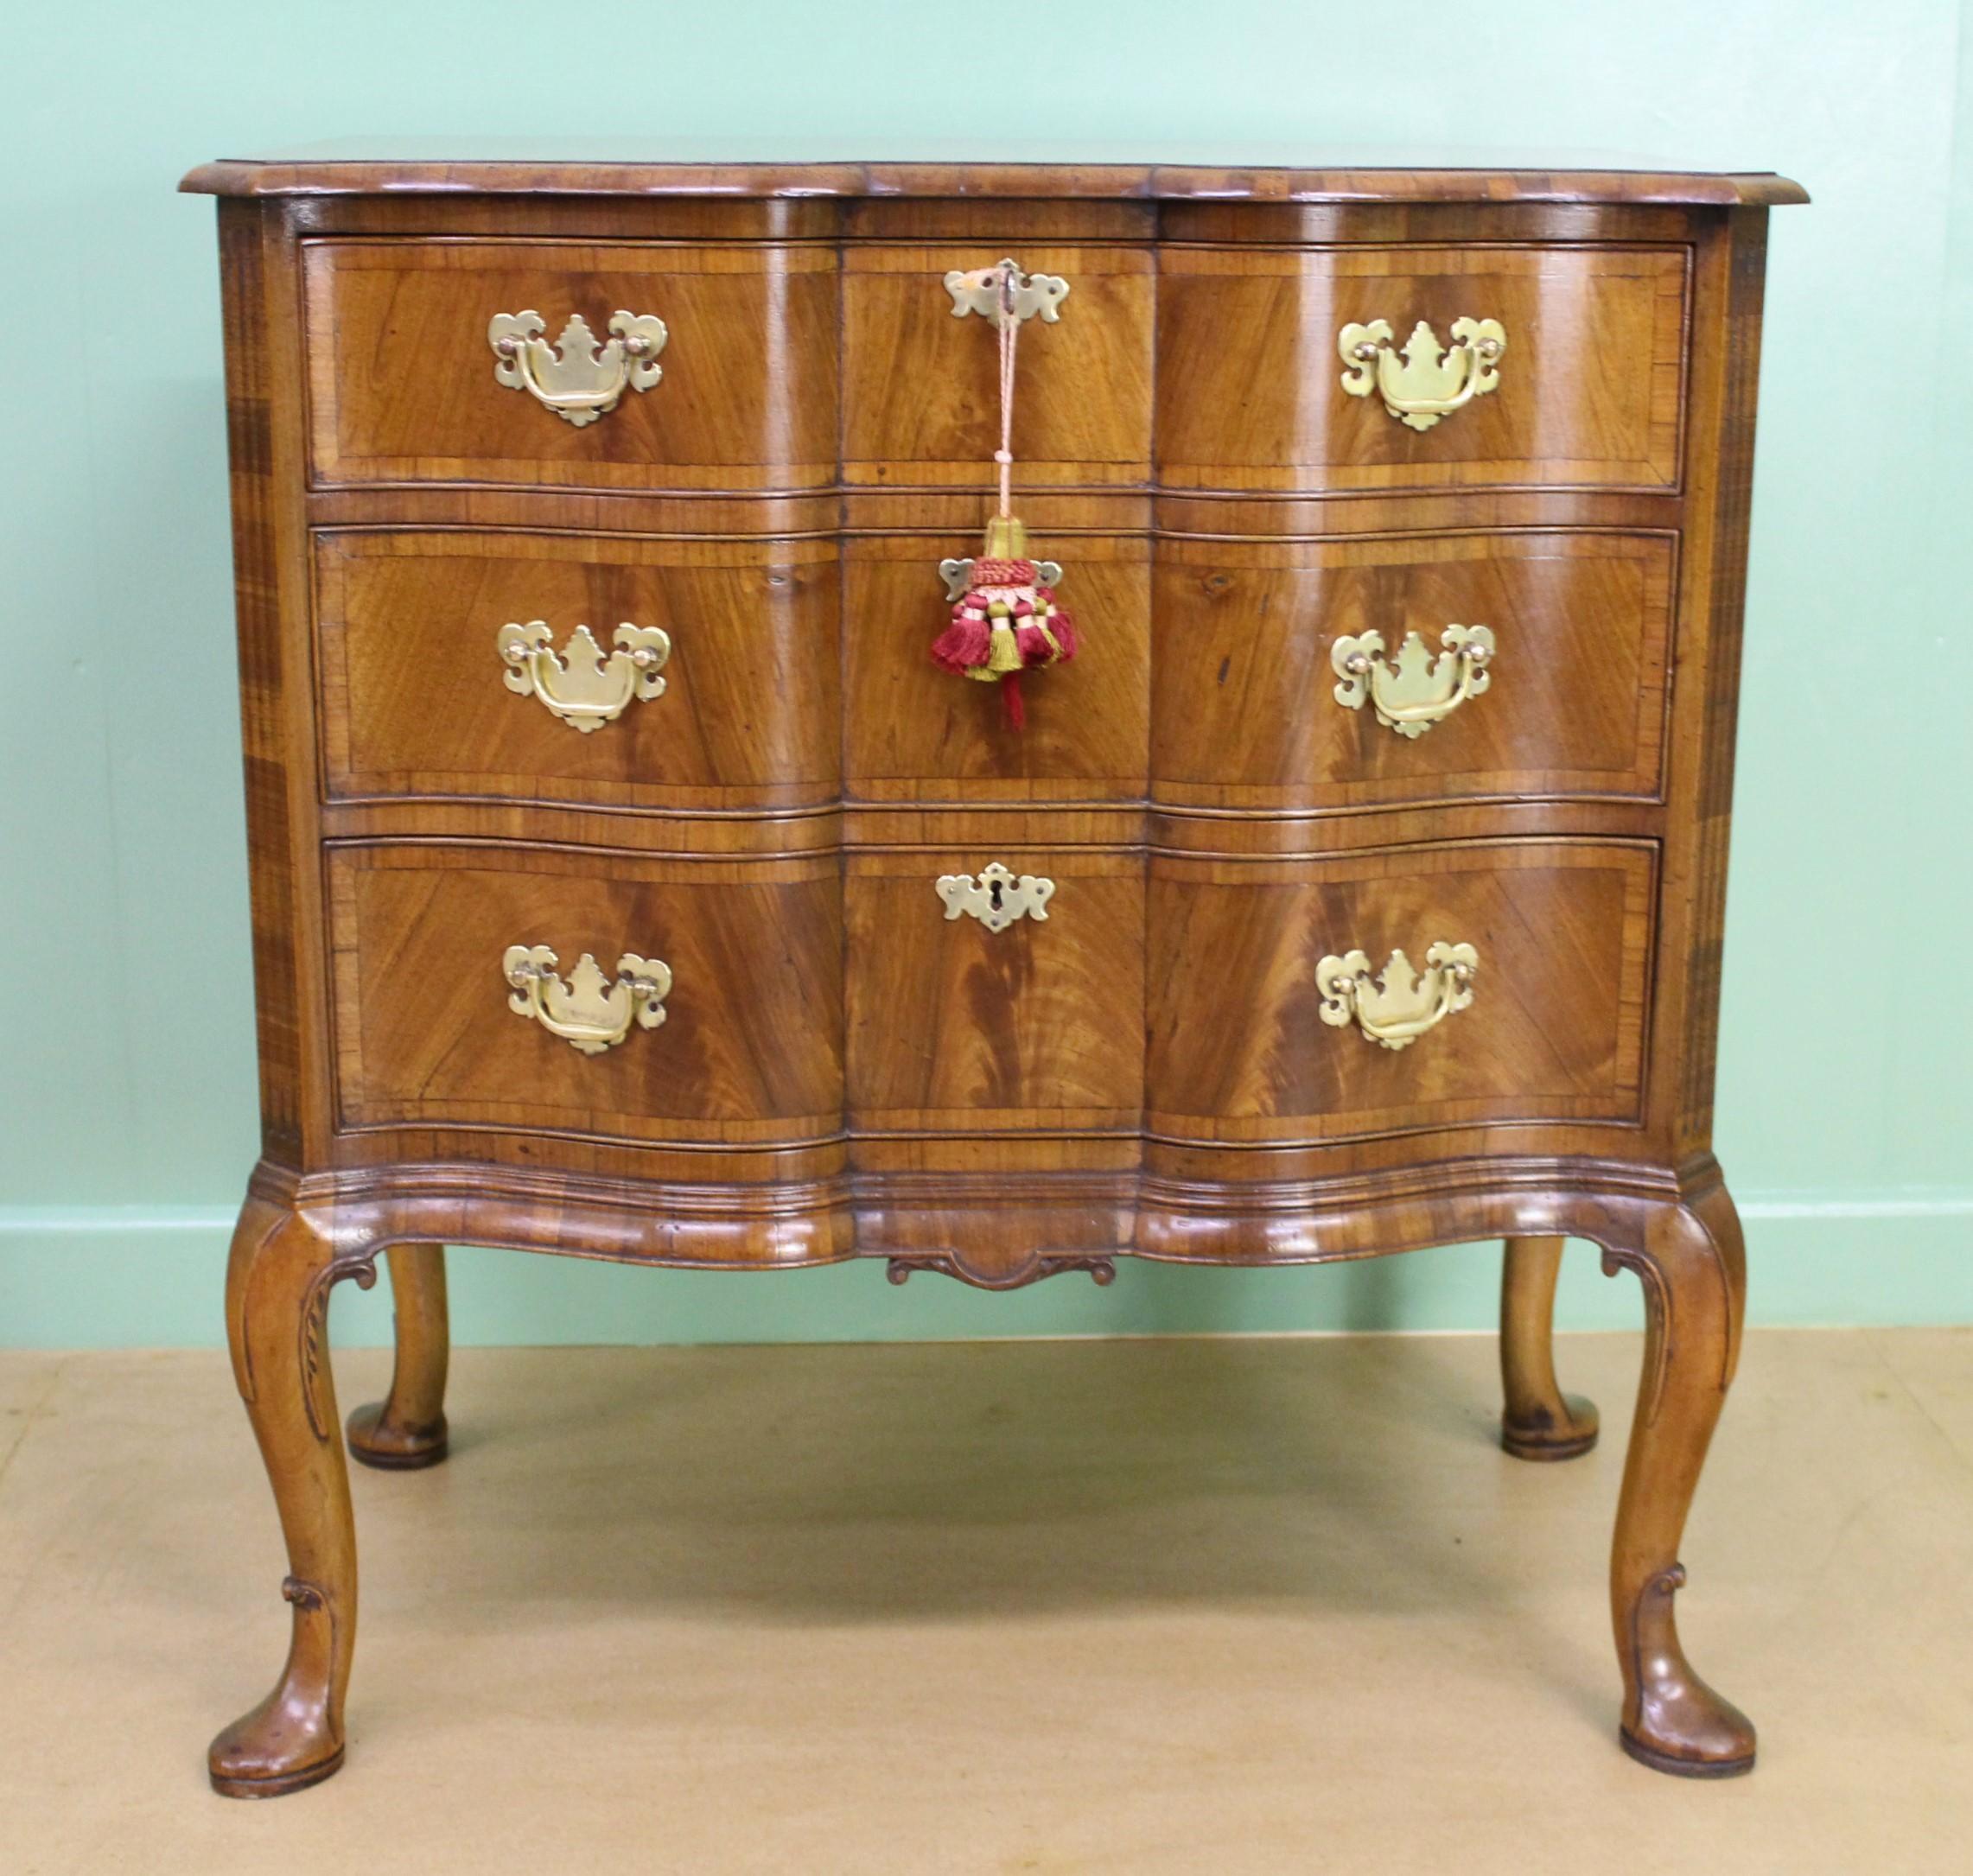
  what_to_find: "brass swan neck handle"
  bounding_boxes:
[1339,317,1506,431]
[1332,626,1493,738]
[503,947,671,1055]
[497,621,671,733]
[1316,942,1479,1050]
[488,310,669,426]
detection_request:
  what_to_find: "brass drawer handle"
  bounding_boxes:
[935,862,1054,933]
[1332,626,1493,738]
[1338,318,1505,431]
[503,946,671,1055]
[1317,943,1478,1050]
[487,310,668,426]
[497,620,671,733]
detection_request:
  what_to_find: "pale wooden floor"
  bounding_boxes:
[2,1329,1969,1873]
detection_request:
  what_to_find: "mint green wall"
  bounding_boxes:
[3,3,1969,1346]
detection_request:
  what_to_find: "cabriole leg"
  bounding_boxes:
[1602,1187,1755,1776]
[1499,1236,1600,1459]
[209,1195,375,1798]
[347,1244,450,1470]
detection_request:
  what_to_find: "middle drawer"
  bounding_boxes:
[315,531,840,813]
[1153,530,1674,810]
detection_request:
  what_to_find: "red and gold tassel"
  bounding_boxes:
[931,517,1077,728]
[929,259,1083,729]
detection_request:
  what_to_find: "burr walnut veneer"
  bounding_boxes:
[183,154,1803,1797]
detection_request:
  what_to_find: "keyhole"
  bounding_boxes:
[989,879,1004,912]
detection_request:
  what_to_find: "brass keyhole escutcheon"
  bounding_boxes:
[935,862,1054,933]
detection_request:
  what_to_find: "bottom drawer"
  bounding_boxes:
[845,848,1144,1133]
[326,844,843,1147]
[1146,839,1654,1143]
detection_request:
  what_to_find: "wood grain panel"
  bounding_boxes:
[217,203,305,1160]
[843,245,1153,486]
[321,801,841,855]
[309,487,841,537]
[1160,202,1698,246]
[1153,487,1679,538]
[327,845,843,1146]
[319,1129,847,1189]
[1663,210,1770,1160]
[315,530,839,811]
[1149,799,1658,859]
[1147,840,1654,1143]
[845,489,1151,537]
[843,200,1156,242]
[1152,531,1674,809]
[289,197,842,241]
[843,532,1149,803]
[302,240,837,489]
[848,807,1144,851]
[1157,245,1689,493]
[846,848,1143,1131]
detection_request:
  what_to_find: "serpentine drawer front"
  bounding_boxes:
[844,531,1152,800]
[842,244,1155,486]
[1145,839,1655,1143]
[302,238,838,489]
[315,531,841,811]
[845,848,1146,1133]
[186,154,1802,1798]
[324,845,843,1150]
[1156,241,1690,492]
[1153,531,1675,809]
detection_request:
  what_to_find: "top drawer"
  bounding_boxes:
[301,239,837,491]
[841,245,1154,486]
[1157,244,1690,494]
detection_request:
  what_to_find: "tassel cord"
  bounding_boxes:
[996,264,1018,519]
[927,258,1076,723]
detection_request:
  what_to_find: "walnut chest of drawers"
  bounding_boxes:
[183,153,1804,1796]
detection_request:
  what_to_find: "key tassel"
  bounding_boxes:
[930,516,1078,729]
[928,258,1080,731]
